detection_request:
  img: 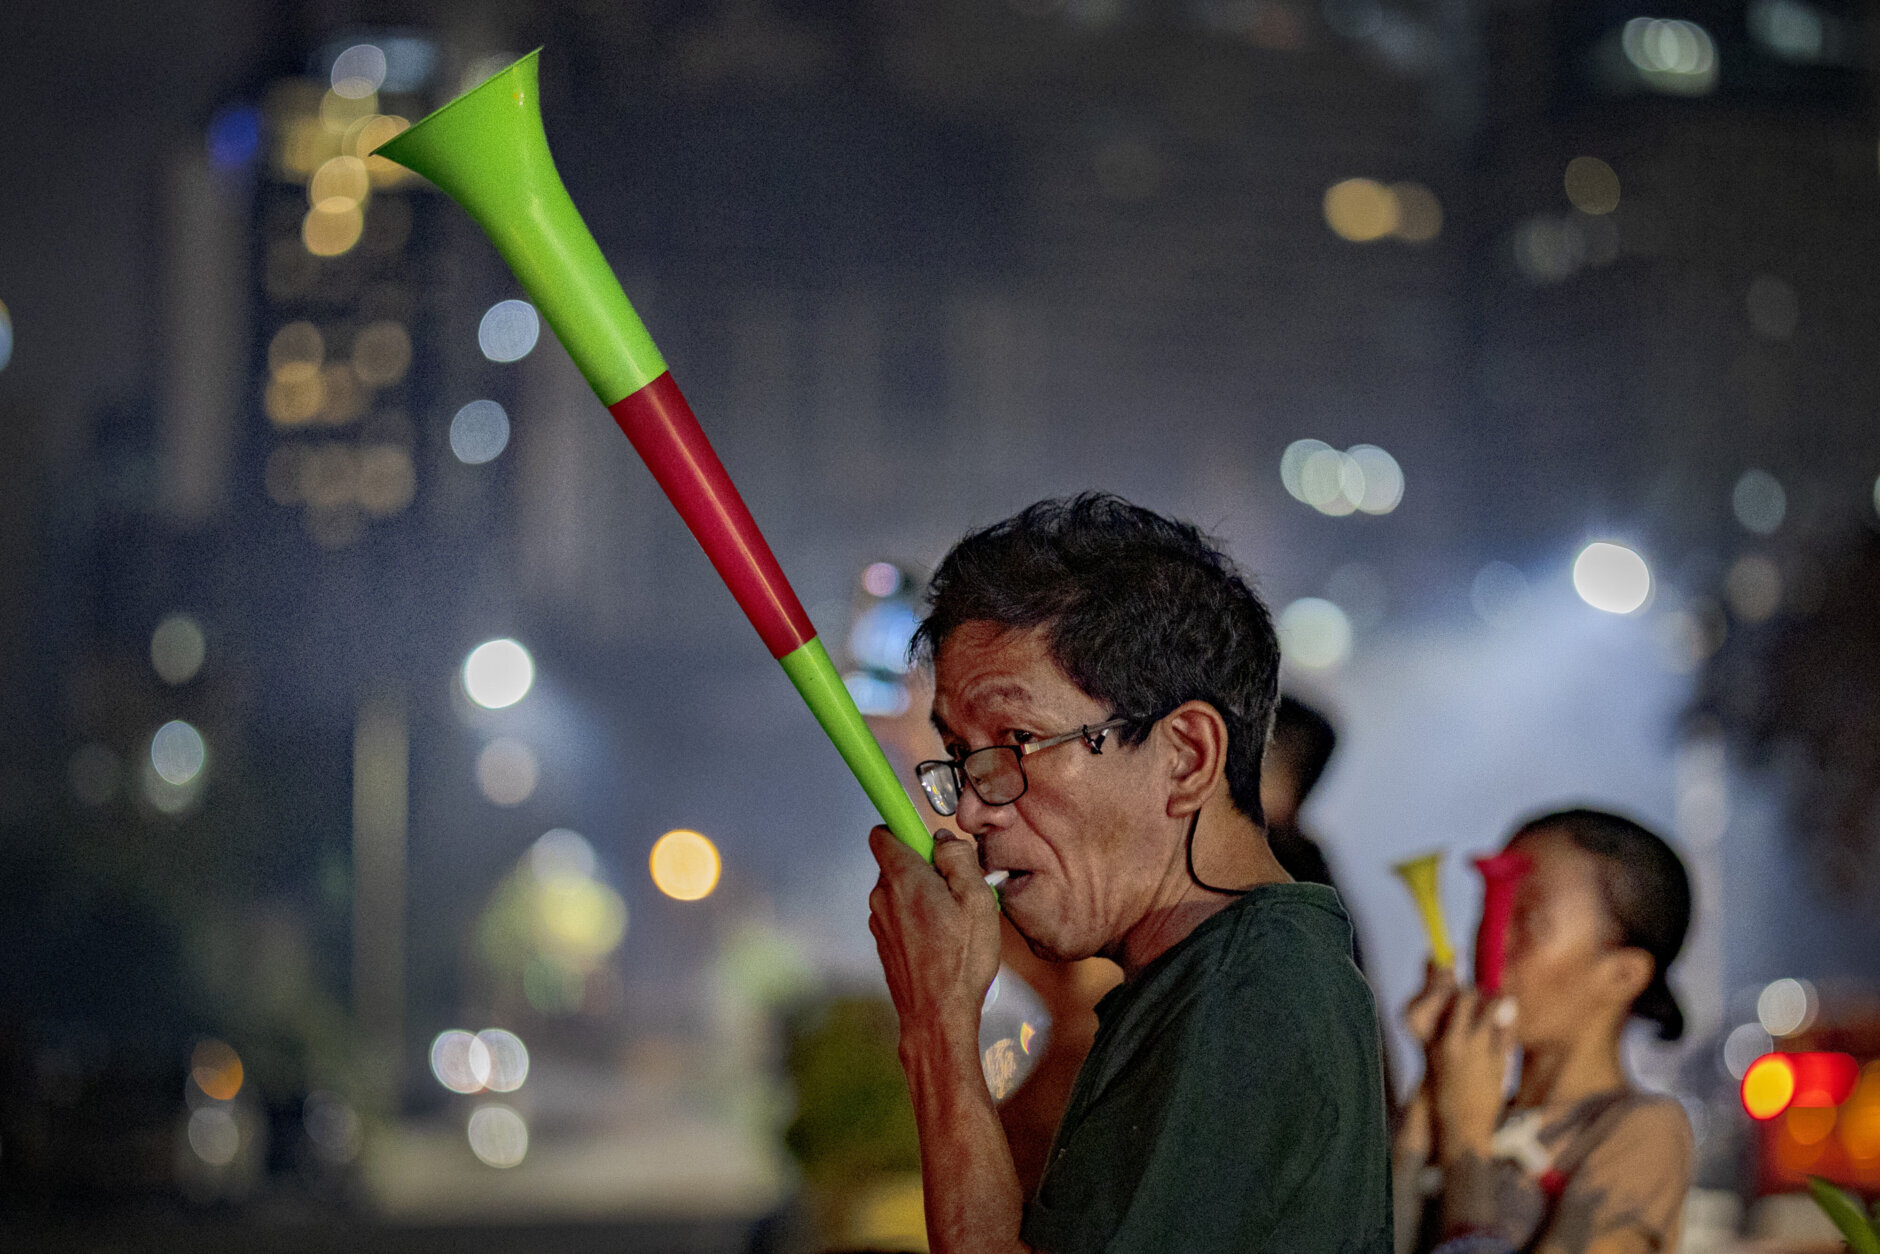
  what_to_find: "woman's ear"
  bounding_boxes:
[1158,700,1229,818]
[1601,946,1655,1008]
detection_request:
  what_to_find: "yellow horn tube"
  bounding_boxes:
[1391,851,1455,969]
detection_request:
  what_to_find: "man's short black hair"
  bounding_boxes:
[1271,695,1338,802]
[911,493,1281,825]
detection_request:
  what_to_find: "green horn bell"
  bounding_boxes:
[375,50,666,404]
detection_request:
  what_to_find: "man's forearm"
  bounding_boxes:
[900,1020,1034,1254]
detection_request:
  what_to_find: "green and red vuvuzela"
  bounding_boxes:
[378,50,934,861]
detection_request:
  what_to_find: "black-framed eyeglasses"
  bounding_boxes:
[914,716,1146,817]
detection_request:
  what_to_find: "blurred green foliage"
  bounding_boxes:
[782,994,919,1185]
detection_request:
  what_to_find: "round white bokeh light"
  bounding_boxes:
[450,400,511,465]
[467,1103,529,1168]
[463,639,534,709]
[1277,598,1353,670]
[478,300,541,363]
[1572,542,1652,614]
[151,720,207,786]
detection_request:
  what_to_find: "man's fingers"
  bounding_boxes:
[931,831,988,901]
[869,823,931,874]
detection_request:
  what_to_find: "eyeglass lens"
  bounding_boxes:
[918,747,1030,816]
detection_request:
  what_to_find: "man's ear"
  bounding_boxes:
[1158,700,1228,819]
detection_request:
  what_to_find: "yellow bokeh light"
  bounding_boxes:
[351,320,412,387]
[309,155,370,211]
[1390,181,1443,243]
[268,321,324,381]
[265,373,326,426]
[319,87,378,135]
[319,363,366,424]
[650,829,722,901]
[1742,1053,1796,1120]
[303,201,364,257]
[533,877,628,959]
[279,115,337,179]
[357,445,415,516]
[351,115,413,186]
[302,445,359,509]
[1323,178,1399,243]
[1564,156,1621,215]
[191,1038,244,1101]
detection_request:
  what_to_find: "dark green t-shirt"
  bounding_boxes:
[1020,883,1392,1254]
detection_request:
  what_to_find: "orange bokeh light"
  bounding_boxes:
[1743,1053,1796,1120]
[190,1038,244,1101]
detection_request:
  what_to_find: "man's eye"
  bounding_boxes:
[1009,730,1035,745]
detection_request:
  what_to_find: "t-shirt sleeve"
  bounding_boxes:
[1086,934,1390,1253]
[1531,1099,1693,1254]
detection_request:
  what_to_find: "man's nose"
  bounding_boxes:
[953,786,1008,837]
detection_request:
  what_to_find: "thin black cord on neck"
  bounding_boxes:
[1184,809,1252,896]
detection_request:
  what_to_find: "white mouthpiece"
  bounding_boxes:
[983,870,1010,890]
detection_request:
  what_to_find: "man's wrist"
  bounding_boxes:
[898,1012,983,1079]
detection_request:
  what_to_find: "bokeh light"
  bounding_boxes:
[309,155,370,211]
[1563,156,1620,215]
[1622,17,1718,95]
[190,1039,244,1101]
[1758,977,1816,1036]
[330,44,388,98]
[357,445,416,516]
[848,601,918,674]
[1746,274,1799,340]
[351,320,411,386]
[150,613,207,685]
[861,561,902,597]
[269,321,324,380]
[983,1037,1021,1099]
[1743,1053,1797,1120]
[531,828,597,881]
[450,399,511,464]
[1347,444,1405,514]
[430,1029,492,1094]
[1323,178,1398,242]
[1278,598,1352,669]
[206,104,262,171]
[650,829,722,901]
[188,1106,241,1166]
[467,1103,529,1168]
[0,299,12,372]
[1572,542,1651,614]
[302,200,364,257]
[1471,561,1531,629]
[1390,182,1443,243]
[319,87,377,136]
[1732,469,1786,535]
[1280,439,1331,501]
[478,300,541,363]
[476,737,539,806]
[476,1029,530,1093]
[151,720,207,786]
[1723,1022,1775,1079]
[845,671,911,717]
[463,638,533,709]
[303,1091,363,1163]
[1280,440,1401,515]
[1725,553,1783,624]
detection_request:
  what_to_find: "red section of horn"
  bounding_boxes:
[607,373,815,659]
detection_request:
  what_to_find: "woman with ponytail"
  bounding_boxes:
[1393,809,1694,1254]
